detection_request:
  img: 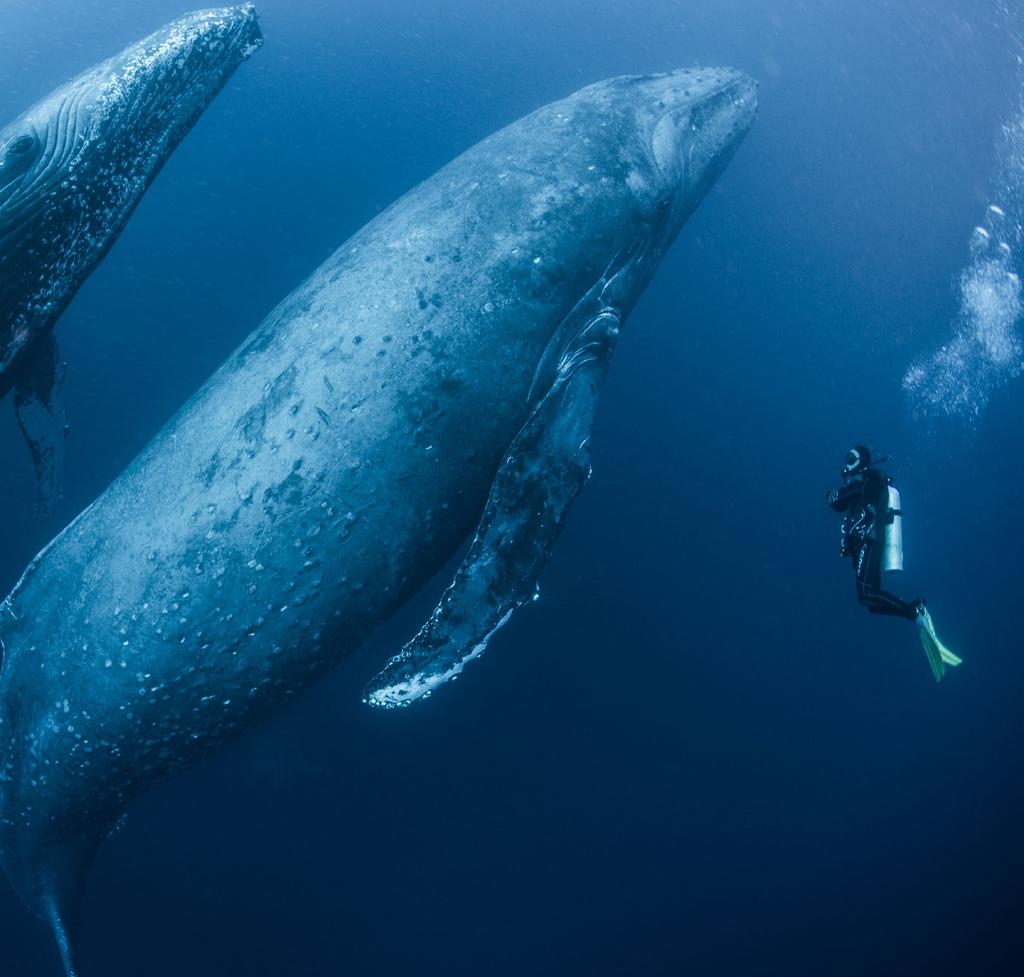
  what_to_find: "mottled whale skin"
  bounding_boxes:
[0,5,262,518]
[0,68,756,974]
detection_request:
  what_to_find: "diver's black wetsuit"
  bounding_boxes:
[827,468,918,620]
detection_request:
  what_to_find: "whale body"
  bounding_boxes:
[0,5,262,518]
[0,68,756,974]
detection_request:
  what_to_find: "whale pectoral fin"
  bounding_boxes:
[13,333,67,520]
[364,311,621,709]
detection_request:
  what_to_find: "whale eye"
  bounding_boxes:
[0,133,41,189]
[7,134,38,158]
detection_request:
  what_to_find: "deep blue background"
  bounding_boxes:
[2,1,1022,974]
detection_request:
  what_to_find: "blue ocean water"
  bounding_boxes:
[1,0,1022,974]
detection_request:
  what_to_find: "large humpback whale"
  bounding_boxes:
[0,5,262,518]
[0,67,756,975]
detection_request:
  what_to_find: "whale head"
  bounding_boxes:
[637,68,757,231]
[510,67,756,360]
[0,5,262,364]
[595,67,757,304]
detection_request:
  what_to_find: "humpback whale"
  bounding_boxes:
[0,68,756,974]
[0,5,262,518]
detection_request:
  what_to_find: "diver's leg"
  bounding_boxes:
[856,544,917,620]
[855,545,962,681]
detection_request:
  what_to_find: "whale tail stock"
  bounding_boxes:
[38,841,97,977]
[1,832,99,977]
[38,840,95,977]
[48,902,81,977]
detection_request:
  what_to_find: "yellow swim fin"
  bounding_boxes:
[916,607,962,682]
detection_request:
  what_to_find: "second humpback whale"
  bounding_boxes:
[0,5,262,518]
[0,67,756,974]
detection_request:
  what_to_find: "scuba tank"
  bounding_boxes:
[881,483,904,573]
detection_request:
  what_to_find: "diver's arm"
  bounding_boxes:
[826,483,860,511]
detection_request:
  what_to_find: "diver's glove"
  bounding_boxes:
[825,488,840,506]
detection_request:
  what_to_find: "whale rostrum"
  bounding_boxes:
[0,5,262,519]
[0,67,756,975]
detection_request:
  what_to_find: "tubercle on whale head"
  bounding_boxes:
[0,5,262,287]
[577,68,756,316]
[111,5,265,103]
[629,67,757,232]
[58,3,263,158]
[0,4,262,352]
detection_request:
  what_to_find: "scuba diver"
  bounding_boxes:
[826,445,962,682]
